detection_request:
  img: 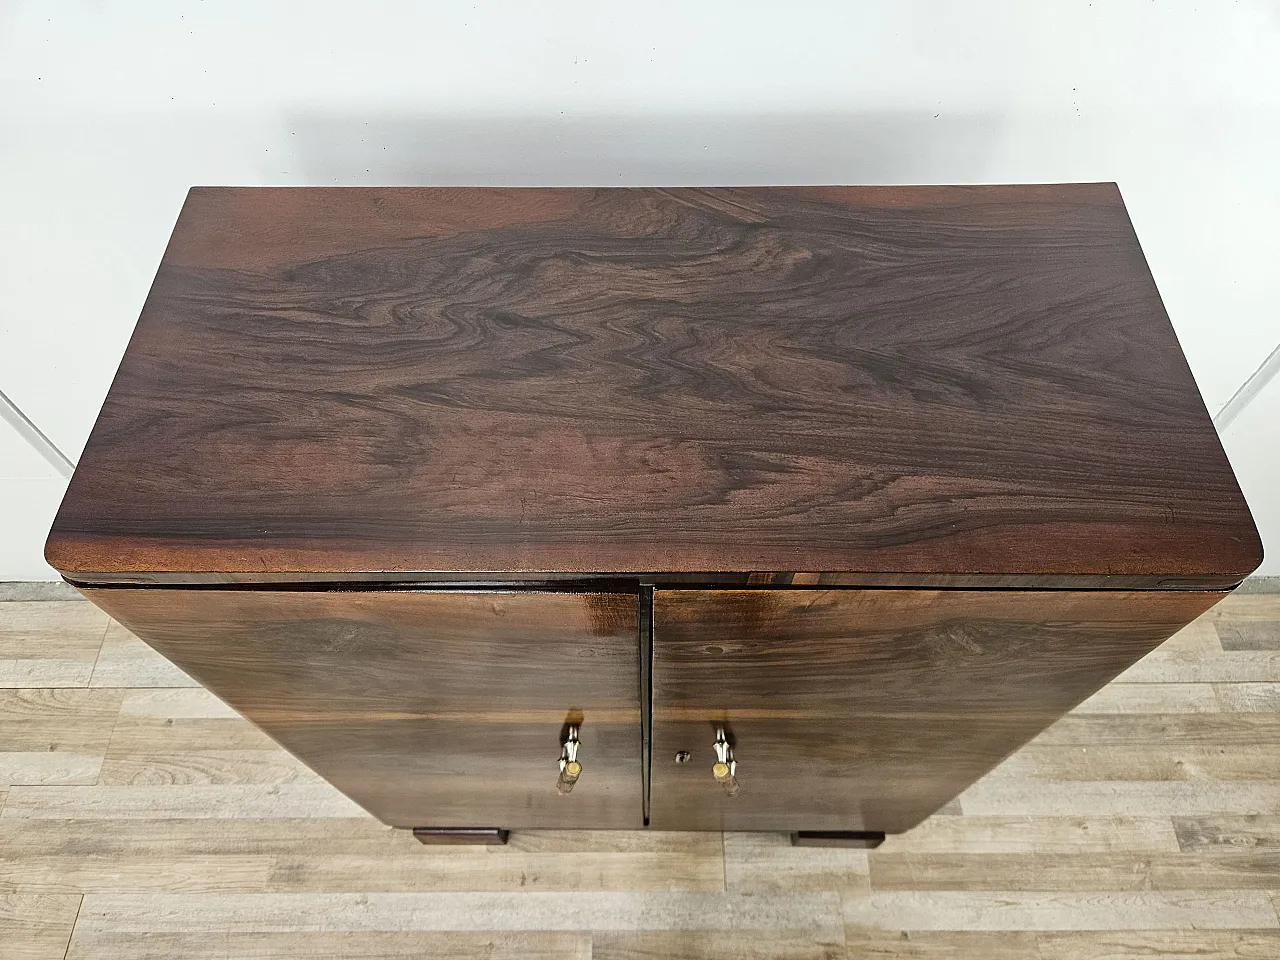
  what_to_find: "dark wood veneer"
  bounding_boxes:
[81,588,644,830]
[649,588,1221,833]
[47,185,1260,588]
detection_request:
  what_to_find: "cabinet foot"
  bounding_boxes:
[790,830,885,849]
[412,828,510,845]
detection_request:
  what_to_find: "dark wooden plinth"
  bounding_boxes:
[791,831,886,849]
[413,828,510,845]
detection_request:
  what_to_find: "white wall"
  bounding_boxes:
[2,0,1277,578]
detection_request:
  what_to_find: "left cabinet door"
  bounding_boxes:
[81,588,643,829]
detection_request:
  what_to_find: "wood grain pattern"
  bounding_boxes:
[66,931,593,960]
[1174,816,1280,850]
[0,819,724,894]
[841,890,1280,932]
[77,589,643,829]
[649,589,1220,833]
[0,688,125,789]
[877,816,1181,854]
[0,893,82,960]
[0,601,109,688]
[45,185,1259,587]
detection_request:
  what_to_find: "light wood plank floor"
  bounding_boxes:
[2,595,1279,959]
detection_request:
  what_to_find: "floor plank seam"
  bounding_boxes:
[83,617,113,689]
[61,893,83,960]
[94,687,130,788]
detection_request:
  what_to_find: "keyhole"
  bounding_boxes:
[674,751,692,764]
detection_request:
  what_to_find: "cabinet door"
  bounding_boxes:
[649,588,1219,833]
[83,588,642,829]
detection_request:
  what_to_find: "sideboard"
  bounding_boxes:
[46,185,1261,845]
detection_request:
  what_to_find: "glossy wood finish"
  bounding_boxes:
[77,588,643,830]
[46,185,1260,588]
[649,589,1222,833]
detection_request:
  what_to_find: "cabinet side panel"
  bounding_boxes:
[650,588,1222,833]
[81,588,643,829]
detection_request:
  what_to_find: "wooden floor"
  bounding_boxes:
[2,595,1279,959]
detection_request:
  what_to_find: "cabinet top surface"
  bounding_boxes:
[47,185,1261,586]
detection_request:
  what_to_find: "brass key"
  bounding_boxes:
[557,724,582,794]
[713,727,739,796]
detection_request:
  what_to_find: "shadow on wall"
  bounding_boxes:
[282,112,1007,186]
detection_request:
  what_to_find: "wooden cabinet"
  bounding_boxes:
[47,186,1261,841]
[74,584,1224,838]
[649,589,1219,833]
[81,588,644,830]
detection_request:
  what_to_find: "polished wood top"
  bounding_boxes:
[47,185,1261,586]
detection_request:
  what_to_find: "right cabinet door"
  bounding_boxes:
[649,588,1219,833]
